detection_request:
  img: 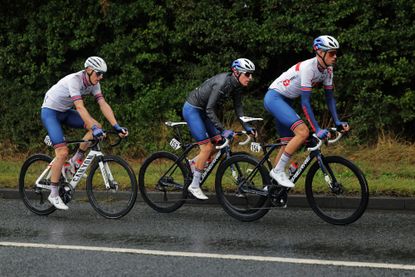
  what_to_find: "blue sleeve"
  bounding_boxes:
[301,90,321,132]
[325,90,340,125]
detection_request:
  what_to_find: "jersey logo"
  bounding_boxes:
[283,79,291,86]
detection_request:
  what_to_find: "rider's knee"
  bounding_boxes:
[295,125,309,141]
[200,142,214,153]
[55,146,69,160]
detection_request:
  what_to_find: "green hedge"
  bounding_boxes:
[1,0,414,156]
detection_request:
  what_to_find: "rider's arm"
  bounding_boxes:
[206,89,225,132]
[324,89,341,125]
[233,91,252,131]
[97,98,118,127]
[301,90,321,132]
[73,100,96,129]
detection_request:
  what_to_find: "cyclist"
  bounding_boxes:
[264,35,350,188]
[41,56,128,210]
[182,58,256,200]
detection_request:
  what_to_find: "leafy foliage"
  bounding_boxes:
[0,0,414,156]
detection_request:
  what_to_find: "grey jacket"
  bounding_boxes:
[186,72,250,132]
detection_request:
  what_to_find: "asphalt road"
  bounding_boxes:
[0,198,414,276]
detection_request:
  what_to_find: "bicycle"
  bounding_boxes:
[19,131,138,219]
[138,117,261,213]
[215,128,369,225]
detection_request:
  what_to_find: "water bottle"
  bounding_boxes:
[288,162,299,176]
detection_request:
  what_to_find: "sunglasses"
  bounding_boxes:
[243,72,253,78]
[94,70,104,77]
[326,51,337,57]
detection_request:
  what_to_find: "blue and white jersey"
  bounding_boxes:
[42,70,103,112]
[268,57,333,99]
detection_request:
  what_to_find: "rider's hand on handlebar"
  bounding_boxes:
[92,125,105,140]
[335,121,350,133]
[246,128,257,138]
[222,129,234,139]
[113,123,129,138]
[316,128,330,140]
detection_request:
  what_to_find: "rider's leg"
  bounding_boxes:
[40,108,73,209]
[187,142,212,200]
[264,89,307,188]
[65,111,98,164]
[50,146,69,192]
[48,145,69,210]
[182,102,216,199]
[273,123,309,171]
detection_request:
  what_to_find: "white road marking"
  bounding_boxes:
[0,241,414,270]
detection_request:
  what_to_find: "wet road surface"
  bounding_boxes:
[0,198,414,276]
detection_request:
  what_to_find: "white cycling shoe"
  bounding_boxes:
[48,195,69,210]
[188,186,208,200]
[270,170,295,188]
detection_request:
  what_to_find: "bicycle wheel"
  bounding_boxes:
[86,155,137,219]
[305,155,369,225]
[138,151,188,213]
[215,154,271,222]
[19,154,56,215]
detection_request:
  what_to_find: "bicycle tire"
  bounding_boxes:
[138,151,188,213]
[215,154,271,222]
[305,155,369,225]
[19,154,56,216]
[86,155,137,219]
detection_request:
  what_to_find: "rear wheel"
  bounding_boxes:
[305,156,369,225]
[19,154,56,215]
[215,154,271,222]
[138,151,188,213]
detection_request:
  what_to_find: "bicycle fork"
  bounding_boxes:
[98,158,118,191]
[316,155,342,193]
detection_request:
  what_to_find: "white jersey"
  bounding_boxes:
[42,71,103,112]
[269,57,334,99]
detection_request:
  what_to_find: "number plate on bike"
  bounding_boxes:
[250,142,262,153]
[169,138,181,150]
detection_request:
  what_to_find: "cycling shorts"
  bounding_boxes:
[41,107,85,148]
[182,102,221,144]
[263,89,304,141]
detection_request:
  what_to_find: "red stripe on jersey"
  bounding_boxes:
[71,96,82,102]
[302,105,317,132]
[94,93,104,102]
[295,62,302,71]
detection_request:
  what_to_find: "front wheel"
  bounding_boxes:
[86,155,137,219]
[215,154,271,222]
[305,156,369,225]
[19,154,56,216]
[138,151,188,213]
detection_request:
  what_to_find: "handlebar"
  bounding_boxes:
[215,131,252,149]
[44,130,124,148]
[307,128,343,151]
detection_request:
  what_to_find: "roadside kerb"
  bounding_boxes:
[2,188,415,211]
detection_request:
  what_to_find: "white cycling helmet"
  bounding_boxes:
[84,56,107,73]
[313,35,339,51]
[231,58,255,73]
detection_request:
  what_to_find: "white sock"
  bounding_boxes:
[71,149,85,164]
[190,170,203,189]
[274,152,291,172]
[50,183,59,197]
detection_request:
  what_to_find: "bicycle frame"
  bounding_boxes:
[160,141,230,188]
[241,131,343,196]
[35,143,115,191]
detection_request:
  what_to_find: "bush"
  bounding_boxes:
[0,0,414,156]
